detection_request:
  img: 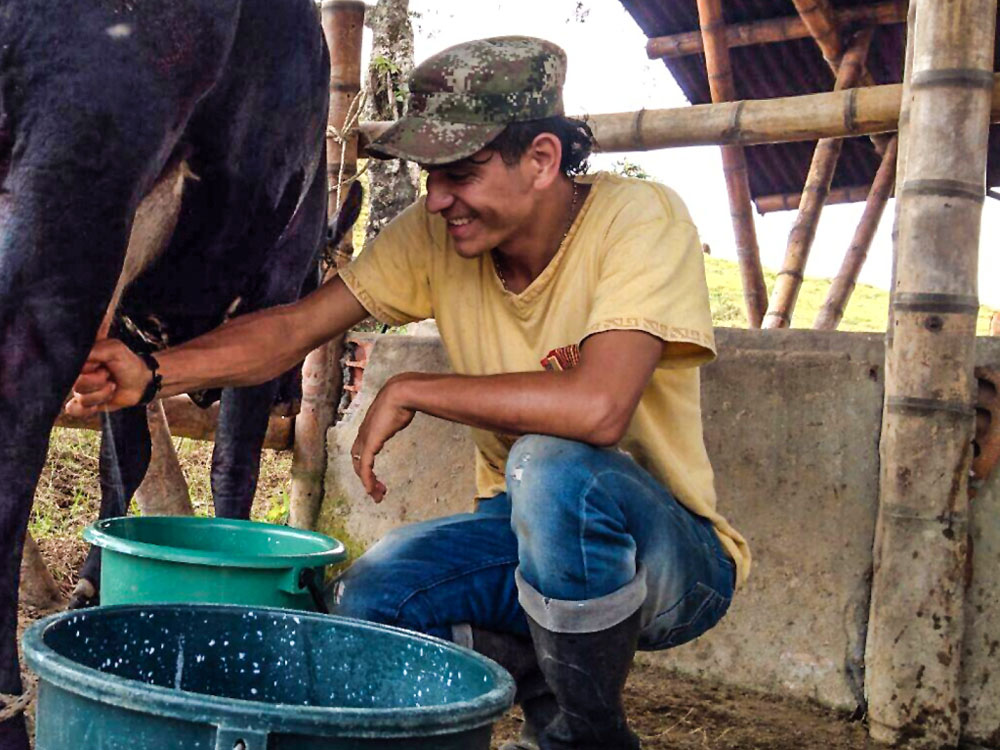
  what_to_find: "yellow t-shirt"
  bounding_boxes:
[340,171,751,586]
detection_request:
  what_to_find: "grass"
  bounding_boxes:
[705,256,997,334]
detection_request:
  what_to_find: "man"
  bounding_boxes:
[68,36,749,750]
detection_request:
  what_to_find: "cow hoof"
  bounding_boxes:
[67,578,99,610]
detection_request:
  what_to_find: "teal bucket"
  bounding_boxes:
[84,516,347,611]
[23,604,515,749]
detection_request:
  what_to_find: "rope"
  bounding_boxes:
[324,87,370,269]
[326,88,369,211]
[0,675,37,723]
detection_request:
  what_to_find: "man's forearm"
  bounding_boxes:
[390,369,628,447]
[154,276,370,398]
[154,305,314,398]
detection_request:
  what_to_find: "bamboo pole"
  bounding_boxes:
[763,29,874,329]
[289,0,365,531]
[646,1,906,60]
[813,135,898,330]
[359,76,1000,154]
[54,396,294,450]
[791,0,890,154]
[865,0,995,746]
[697,0,767,328]
[754,185,875,214]
[792,0,843,65]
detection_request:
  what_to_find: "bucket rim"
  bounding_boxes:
[23,604,515,738]
[83,516,347,570]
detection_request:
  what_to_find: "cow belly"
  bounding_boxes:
[98,158,192,338]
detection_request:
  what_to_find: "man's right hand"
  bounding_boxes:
[65,339,151,417]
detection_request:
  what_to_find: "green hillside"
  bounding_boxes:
[705,256,997,335]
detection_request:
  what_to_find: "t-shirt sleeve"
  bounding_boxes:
[338,199,435,326]
[584,185,716,368]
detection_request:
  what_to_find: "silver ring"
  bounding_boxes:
[351,453,361,460]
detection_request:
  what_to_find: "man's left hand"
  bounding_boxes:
[351,375,418,502]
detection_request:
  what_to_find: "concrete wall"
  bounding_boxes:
[317,329,1000,746]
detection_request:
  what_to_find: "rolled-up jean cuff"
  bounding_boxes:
[515,566,647,634]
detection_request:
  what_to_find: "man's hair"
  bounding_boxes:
[487,116,594,176]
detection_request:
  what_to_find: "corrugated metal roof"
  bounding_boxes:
[617,0,1000,206]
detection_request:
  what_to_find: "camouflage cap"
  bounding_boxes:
[366,36,567,166]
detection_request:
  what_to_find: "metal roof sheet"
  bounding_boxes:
[618,0,1000,207]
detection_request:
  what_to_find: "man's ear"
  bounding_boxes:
[527,133,563,190]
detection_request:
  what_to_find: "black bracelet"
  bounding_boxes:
[136,351,163,405]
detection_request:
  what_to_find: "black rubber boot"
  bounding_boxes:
[527,609,642,750]
[472,628,559,750]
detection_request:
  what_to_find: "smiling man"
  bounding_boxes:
[68,36,749,750]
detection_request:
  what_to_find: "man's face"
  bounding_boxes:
[423,149,535,258]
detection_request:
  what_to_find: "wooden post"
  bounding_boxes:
[289,0,365,531]
[696,0,767,327]
[865,0,995,746]
[763,29,873,329]
[646,1,907,60]
[814,135,897,330]
[754,185,875,214]
[361,76,1000,154]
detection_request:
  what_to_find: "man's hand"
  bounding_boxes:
[65,339,150,416]
[350,375,418,502]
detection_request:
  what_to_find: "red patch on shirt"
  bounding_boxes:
[541,344,580,372]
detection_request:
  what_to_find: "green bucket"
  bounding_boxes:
[84,516,347,611]
[23,604,515,749]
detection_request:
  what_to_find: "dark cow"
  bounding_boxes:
[0,1,340,746]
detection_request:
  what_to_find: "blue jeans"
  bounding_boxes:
[331,435,735,649]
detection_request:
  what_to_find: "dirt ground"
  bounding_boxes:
[18,428,877,749]
[491,662,873,750]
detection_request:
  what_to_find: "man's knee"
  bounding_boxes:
[328,550,399,626]
[507,434,603,531]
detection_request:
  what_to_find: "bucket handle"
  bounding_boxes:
[215,727,269,750]
[298,567,330,614]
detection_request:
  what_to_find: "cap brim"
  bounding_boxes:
[366,116,506,166]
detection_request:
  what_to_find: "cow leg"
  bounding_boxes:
[0,5,241,742]
[210,382,280,519]
[0,442,41,750]
[70,408,151,608]
[209,135,332,522]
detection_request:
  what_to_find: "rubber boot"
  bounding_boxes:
[527,609,642,750]
[472,628,559,750]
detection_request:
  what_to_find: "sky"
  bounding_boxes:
[362,0,1000,307]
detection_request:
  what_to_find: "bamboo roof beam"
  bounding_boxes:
[813,135,898,330]
[792,0,891,154]
[697,0,767,328]
[866,0,995,744]
[763,28,874,329]
[358,74,1000,153]
[754,185,876,214]
[646,1,906,60]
